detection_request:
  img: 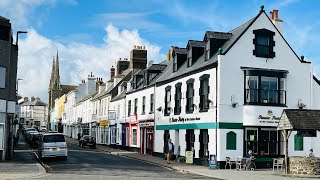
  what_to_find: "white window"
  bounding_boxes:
[111,127,117,144]
[132,128,137,146]
[0,124,4,149]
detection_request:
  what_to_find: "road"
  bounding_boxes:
[32,139,211,180]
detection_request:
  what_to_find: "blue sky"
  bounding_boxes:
[1,0,320,101]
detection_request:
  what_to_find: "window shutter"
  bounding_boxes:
[294,134,303,151]
[207,85,210,94]
[226,131,237,150]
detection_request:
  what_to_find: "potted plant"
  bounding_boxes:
[157,106,162,112]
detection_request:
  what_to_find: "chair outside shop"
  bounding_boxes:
[273,158,284,172]
[236,158,246,170]
[225,157,236,169]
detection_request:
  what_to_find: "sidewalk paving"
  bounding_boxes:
[67,136,315,180]
[0,130,46,180]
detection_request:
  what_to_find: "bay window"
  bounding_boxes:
[244,70,286,106]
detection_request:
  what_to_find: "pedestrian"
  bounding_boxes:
[77,132,81,141]
[164,139,174,164]
[245,150,255,170]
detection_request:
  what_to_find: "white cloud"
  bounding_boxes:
[18,24,165,101]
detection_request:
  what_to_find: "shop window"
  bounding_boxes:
[186,79,194,113]
[199,74,210,112]
[245,128,258,154]
[111,128,117,144]
[174,83,182,115]
[253,29,275,58]
[132,129,137,146]
[294,134,303,151]
[226,131,236,150]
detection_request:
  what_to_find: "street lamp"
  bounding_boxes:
[16,31,27,46]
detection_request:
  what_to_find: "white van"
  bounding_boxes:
[38,133,68,159]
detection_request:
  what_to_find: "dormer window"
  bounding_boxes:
[253,29,275,58]
[173,55,177,72]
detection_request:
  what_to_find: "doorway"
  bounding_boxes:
[199,129,209,158]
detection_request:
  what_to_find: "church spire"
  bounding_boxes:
[49,56,55,91]
[54,50,60,89]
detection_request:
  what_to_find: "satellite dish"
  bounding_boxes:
[148,60,154,67]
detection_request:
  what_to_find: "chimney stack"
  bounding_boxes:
[270,9,283,33]
[110,66,115,79]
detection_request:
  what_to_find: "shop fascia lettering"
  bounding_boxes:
[169,116,200,123]
[258,110,280,123]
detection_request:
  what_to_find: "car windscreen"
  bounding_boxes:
[43,135,65,143]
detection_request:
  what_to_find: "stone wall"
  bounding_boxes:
[289,156,320,175]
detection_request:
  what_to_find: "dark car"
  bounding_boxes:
[79,135,96,148]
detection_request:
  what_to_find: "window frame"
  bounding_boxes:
[150,94,154,113]
[142,96,146,114]
[134,98,138,115]
[253,29,275,58]
[244,70,286,106]
[164,86,171,116]
[199,74,210,112]
[294,133,304,151]
[186,78,195,113]
[128,100,131,117]
[174,83,182,115]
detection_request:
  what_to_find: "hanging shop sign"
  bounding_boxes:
[108,111,116,120]
[139,122,154,127]
[258,110,281,123]
[100,120,109,127]
[169,116,200,123]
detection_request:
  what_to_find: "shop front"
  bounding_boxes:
[97,120,109,145]
[129,115,139,151]
[139,120,154,155]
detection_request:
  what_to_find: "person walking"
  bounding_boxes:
[77,132,81,141]
[164,139,174,164]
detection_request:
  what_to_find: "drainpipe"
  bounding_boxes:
[215,62,218,168]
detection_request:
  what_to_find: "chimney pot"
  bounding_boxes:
[270,11,274,20]
[273,10,279,19]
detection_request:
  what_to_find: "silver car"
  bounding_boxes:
[38,133,68,159]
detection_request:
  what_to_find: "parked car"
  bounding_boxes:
[79,135,96,148]
[29,132,41,147]
[24,128,36,135]
[38,133,68,159]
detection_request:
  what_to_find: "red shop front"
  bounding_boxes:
[139,120,154,155]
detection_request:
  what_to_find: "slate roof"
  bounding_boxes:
[61,85,77,96]
[204,31,233,40]
[188,40,205,48]
[173,47,187,54]
[282,109,320,130]
[111,89,127,102]
[156,13,260,85]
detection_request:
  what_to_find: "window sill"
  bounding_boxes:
[199,109,209,112]
[141,113,146,115]
[186,111,194,114]
[149,111,154,114]
[174,112,181,115]
[164,113,170,116]
[244,103,287,107]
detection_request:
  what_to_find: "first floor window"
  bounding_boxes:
[128,100,131,116]
[150,94,154,113]
[199,75,210,111]
[174,83,181,115]
[186,79,194,113]
[132,129,137,146]
[164,86,171,116]
[142,96,146,114]
[245,72,286,105]
[134,98,138,115]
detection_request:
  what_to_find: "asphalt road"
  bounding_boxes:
[33,139,211,180]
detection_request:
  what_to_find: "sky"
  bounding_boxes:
[1,0,320,102]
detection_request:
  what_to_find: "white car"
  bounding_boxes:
[38,133,68,159]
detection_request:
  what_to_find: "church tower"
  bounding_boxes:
[47,50,61,130]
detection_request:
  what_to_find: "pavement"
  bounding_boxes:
[66,137,317,180]
[0,130,46,180]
